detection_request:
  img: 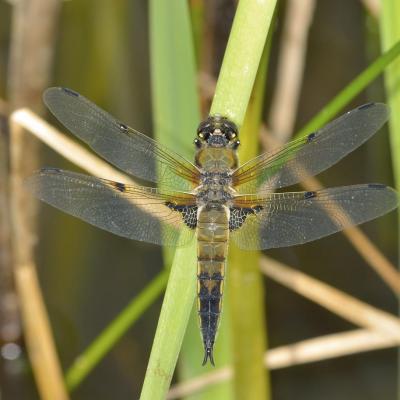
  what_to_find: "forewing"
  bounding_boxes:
[43,87,200,191]
[26,168,197,247]
[230,184,398,250]
[232,103,389,193]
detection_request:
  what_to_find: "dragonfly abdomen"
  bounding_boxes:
[196,205,229,366]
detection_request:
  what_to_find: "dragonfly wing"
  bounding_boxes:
[26,168,197,247]
[232,103,389,193]
[230,184,398,250]
[43,87,200,191]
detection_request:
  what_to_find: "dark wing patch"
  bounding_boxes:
[166,202,198,229]
[229,206,263,231]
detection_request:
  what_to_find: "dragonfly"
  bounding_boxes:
[27,87,398,366]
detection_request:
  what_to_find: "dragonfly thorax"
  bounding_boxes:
[196,172,234,206]
[201,171,231,186]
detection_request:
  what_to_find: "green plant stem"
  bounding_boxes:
[379,4,400,399]
[140,1,199,399]
[380,4,400,194]
[180,3,233,399]
[210,0,277,126]
[295,39,400,139]
[65,270,169,391]
[228,42,271,400]
[150,1,199,158]
[140,244,197,400]
[209,1,277,399]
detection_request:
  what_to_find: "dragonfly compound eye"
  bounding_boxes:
[225,131,236,140]
[197,120,213,140]
[221,120,238,141]
[198,130,210,141]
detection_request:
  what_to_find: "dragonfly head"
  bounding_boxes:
[195,115,239,149]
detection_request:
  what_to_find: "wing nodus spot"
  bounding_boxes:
[61,87,79,97]
[304,191,317,199]
[41,167,62,174]
[118,122,129,132]
[114,182,126,192]
[368,183,386,189]
[358,102,375,110]
[306,132,316,143]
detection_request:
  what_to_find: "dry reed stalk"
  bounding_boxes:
[168,254,400,398]
[0,111,20,345]
[301,174,400,293]
[260,256,400,338]
[268,0,316,142]
[167,328,398,399]
[11,109,132,182]
[7,0,68,399]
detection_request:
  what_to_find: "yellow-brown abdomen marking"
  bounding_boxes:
[196,205,229,365]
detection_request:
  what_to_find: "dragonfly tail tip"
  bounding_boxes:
[202,345,215,366]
